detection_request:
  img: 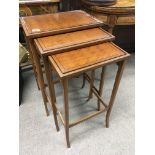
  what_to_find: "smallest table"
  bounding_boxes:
[36,41,130,147]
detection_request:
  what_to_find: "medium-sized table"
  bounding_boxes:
[34,27,114,126]
[35,27,114,115]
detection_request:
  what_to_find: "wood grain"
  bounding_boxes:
[20,10,103,38]
[51,42,126,74]
[34,28,115,55]
[81,0,135,15]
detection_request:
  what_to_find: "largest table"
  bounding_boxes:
[20,10,106,116]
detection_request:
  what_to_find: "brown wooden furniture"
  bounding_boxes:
[19,0,60,71]
[19,0,60,16]
[37,42,130,147]
[21,10,103,38]
[36,27,114,116]
[19,0,60,41]
[20,10,109,116]
[21,9,130,148]
[34,28,114,55]
[34,27,114,121]
[81,0,135,33]
[81,0,135,52]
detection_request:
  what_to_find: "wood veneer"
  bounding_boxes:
[20,10,103,38]
[49,42,129,76]
[34,28,115,55]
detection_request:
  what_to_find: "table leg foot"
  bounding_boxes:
[105,61,126,128]
[62,79,70,148]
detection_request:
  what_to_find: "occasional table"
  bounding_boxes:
[20,10,105,116]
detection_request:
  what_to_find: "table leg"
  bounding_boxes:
[28,39,49,116]
[81,73,86,89]
[88,70,95,100]
[43,57,59,131]
[62,78,70,148]
[107,15,118,33]
[25,38,40,90]
[98,67,106,111]
[106,60,126,128]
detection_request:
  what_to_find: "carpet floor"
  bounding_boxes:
[19,54,135,155]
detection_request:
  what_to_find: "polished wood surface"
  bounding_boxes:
[20,10,103,38]
[51,42,127,74]
[81,0,135,32]
[82,0,135,15]
[34,28,115,55]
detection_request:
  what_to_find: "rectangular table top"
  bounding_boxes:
[49,42,130,78]
[34,28,115,56]
[20,10,103,38]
